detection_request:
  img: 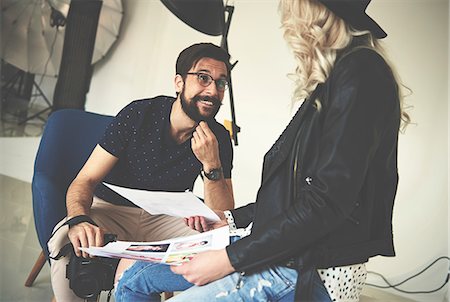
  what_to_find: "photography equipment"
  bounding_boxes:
[1,0,123,122]
[66,233,119,300]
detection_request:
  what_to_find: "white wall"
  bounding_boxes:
[1,0,448,300]
[87,1,450,300]
[365,1,449,301]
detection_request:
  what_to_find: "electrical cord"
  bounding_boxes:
[366,256,450,294]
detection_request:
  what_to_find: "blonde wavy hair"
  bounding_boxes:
[279,0,410,129]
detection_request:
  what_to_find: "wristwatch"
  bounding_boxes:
[202,167,223,181]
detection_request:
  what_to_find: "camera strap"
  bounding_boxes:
[65,215,98,228]
[50,243,74,260]
[49,215,98,260]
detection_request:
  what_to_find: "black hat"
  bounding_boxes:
[317,0,387,38]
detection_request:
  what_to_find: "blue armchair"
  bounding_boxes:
[25,109,113,286]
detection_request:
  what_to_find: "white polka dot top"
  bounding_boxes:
[318,264,367,302]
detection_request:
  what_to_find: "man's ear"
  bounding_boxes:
[174,74,184,94]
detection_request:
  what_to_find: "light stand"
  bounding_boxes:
[19,81,53,124]
[161,0,241,145]
[220,5,240,145]
[0,62,52,125]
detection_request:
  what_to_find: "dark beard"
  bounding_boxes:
[180,89,221,122]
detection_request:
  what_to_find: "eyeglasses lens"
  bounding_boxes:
[190,73,228,91]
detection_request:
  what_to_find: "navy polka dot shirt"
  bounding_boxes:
[94,96,233,207]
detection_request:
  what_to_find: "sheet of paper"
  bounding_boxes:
[103,183,220,221]
[80,226,230,265]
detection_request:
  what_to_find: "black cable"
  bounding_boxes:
[366,256,450,294]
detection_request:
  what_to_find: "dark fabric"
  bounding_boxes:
[52,0,102,110]
[227,48,400,300]
[96,96,233,206]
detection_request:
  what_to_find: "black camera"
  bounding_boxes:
[66,234,120,299]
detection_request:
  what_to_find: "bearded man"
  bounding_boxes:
[48,43,234,302]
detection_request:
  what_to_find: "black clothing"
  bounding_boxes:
[226,48,400,299]
[95,96,233,206]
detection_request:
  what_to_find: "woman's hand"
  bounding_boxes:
[184,210,227,232]
[170,249,234,286]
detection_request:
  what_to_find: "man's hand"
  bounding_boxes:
[191,121,221,171]
[67,222,104,258]
[170,249,234,286]
[184,210,227,232]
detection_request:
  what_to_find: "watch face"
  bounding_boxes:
[208,170,220,180]
[204,168,223,180]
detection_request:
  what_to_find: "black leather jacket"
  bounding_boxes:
[226,48,400,299]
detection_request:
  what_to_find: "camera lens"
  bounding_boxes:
[72,273,100,299]
[66,247,119,299]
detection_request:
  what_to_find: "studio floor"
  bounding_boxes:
[0,174,120,302]
[0,173,431,302]
[0,174,53,302]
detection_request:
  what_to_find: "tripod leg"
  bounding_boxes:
[18,79,53,124]
[18,106,52,125]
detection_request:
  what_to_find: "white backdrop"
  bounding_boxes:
[86,1,449,300]
[1,0,448,301]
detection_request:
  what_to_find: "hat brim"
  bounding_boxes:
[316,0,387,39]
[353,13,387,39]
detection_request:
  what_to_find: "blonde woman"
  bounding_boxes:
[115,0,408,301]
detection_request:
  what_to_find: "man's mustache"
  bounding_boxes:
[192,95,222,107]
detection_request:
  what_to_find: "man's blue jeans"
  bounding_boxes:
[115,262,332,302]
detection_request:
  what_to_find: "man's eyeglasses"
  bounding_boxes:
[186,72,229,92]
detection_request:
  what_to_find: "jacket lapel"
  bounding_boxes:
[261,85,323,185]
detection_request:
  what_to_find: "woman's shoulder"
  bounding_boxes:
[328,47,399,108]
[335,47,390,75]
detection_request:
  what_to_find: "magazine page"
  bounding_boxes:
[103,182,220,222]
[80,226,229,265]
